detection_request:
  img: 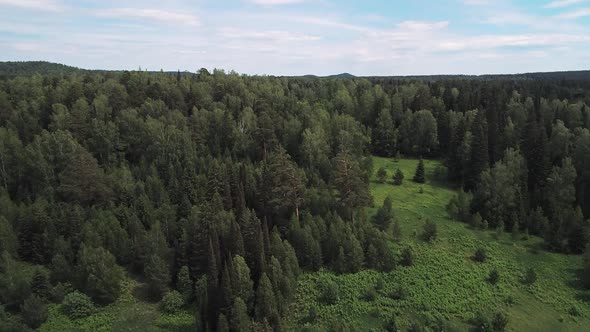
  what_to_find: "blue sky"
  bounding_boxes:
[1,0,590,75]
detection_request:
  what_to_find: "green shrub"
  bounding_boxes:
[522,267,537,285]
[422,219,437,242]
[470,312,491,332]
[488,269,500,285]
[160,290,184,313]
[388,286,407,300]
[491,312,508,331]
[62,291,96,319]
[376,167,387,183]
[474,248,487,263]
[401,247,414,266]
[362,286,377,301]
[318,280,339,305]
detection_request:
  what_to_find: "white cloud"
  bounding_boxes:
[96,8,200,26]
[249,0,305,5]
[396,20,449,31]
[544,0,585,9]
[218,28,320,42]
[463,0,493,5]
[556,7,590,17]
[0,0,63,11]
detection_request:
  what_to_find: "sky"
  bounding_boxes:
[1,0,590,76]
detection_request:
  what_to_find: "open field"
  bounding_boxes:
[287,157,590,331]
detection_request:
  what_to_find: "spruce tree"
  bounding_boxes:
[393,168,404,185]
[31,269,50,300]
[413,159,426,183]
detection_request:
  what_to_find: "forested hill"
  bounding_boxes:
[0,61,83,77]
[2,61,590,82]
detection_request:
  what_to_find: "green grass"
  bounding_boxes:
[287,157,590,331]
[39,277,195,332]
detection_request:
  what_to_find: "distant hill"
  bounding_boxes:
[1,61,589,82]
[327,73,356,79]
[0,61,82,77]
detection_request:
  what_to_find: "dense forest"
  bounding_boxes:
[1,62,590,331]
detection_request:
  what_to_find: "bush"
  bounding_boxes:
[376,167,387,183]
[488,268,500,285]
[362,286,377,301]
[160,290,184,313]
[470,311,492,332]
[389,286,407,300]
[20,295,47,329]
[422,219,437,242]
[474,248,487,263]
[318,280,339,305]
[385,317,398,332]
[491,312,508,331]
[522,267,537,285]
[62,291,96,319]
[401,247,414,266]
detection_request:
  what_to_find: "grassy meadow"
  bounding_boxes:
[287,157,590,331]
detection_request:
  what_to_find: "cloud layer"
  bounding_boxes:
[0,0,589,75]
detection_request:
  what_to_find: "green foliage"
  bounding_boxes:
[160,290,184,314]
[61,291,95,319]
[21,295,48,328]
[318,279,339,305]
[76,244,124,304]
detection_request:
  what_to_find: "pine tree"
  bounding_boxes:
[413,159,425,183]
[332,150,372,218]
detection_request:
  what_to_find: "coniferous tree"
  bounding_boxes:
[465,109,489,191]
[413,159,425,183]
[393,168,404,185]
[373,195,394,231]
[255,273,277,321]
